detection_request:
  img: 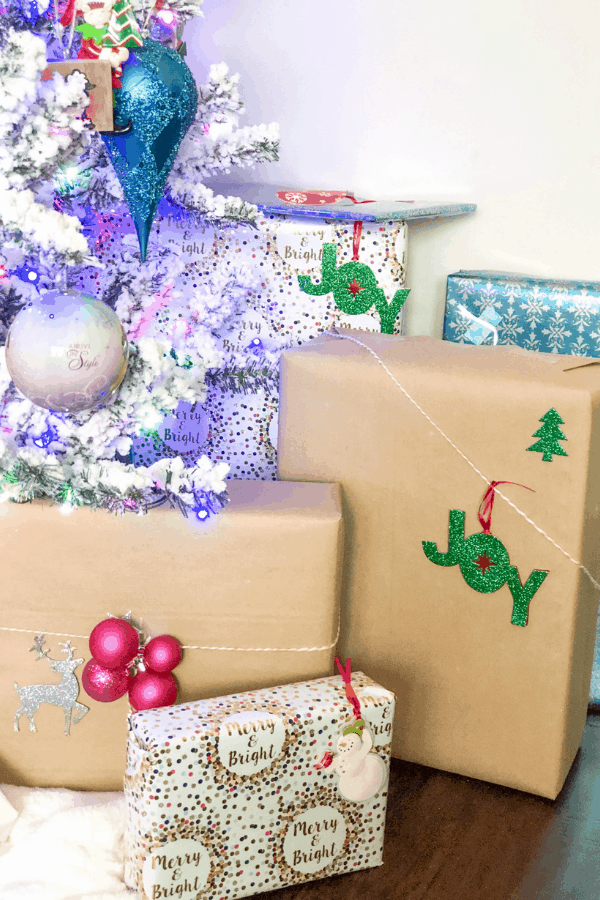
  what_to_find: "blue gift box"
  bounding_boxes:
[444,269,600,706]
[443,270,600,357]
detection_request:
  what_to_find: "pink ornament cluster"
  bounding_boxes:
[82,618,182,711]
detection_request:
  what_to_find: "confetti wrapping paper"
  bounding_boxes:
[124,672,394,899]
[76,188,474,480]
[136,203,408,480]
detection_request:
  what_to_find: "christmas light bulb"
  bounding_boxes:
[157,8,176,24]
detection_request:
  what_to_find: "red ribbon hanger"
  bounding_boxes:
[478,480,534,534]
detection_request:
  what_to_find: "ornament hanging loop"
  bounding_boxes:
[351,221,363,261]
[478,480,535,534]
[334,656,362,720]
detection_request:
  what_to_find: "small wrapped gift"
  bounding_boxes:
[443,270,600,355]
[0,480,343,791]
[124,669,394,899]
[278,331,600,798]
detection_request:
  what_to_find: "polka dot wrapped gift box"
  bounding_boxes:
[123,669,395,900]
[107,186,475,481]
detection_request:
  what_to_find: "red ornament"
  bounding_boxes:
[129,671,178,711]
[82,659,130,702]
[143,635,183,674]
[89,618,140,670]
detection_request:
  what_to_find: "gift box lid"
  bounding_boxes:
[128,671,393,747]
[449,269,600,290]
[208,182,477,223]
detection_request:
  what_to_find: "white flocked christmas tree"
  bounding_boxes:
[0,0,279,517]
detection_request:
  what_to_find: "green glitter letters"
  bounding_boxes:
[422,510,548,626]
[298,243,410,334]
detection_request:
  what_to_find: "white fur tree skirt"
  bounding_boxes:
[0,785,137,899]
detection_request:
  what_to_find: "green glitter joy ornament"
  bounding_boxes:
[422,481,549,626]
[102,40,198,260]
[298,222,410,334]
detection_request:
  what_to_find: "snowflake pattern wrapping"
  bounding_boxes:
[444,270,600,356]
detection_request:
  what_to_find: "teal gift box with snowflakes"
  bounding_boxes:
[443,270,600,356]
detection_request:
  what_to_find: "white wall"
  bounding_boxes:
[186,0,600,338]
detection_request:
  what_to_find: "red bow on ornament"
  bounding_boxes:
[82,617,183,711]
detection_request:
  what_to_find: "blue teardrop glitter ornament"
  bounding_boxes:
[102,40,198,260]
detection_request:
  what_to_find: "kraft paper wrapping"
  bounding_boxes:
[277,332,600,799]
[0,480,343,791]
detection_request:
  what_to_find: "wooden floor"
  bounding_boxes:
[253,711,600,900]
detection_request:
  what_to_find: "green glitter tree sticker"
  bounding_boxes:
[527,408,568,462]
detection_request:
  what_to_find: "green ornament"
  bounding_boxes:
[527,408,568,462]
[422,509,549,626]
[103,0,143,50]
[343,718,365,737]
[298,243,410,334]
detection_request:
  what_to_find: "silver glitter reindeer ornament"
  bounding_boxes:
[14,636,89,735]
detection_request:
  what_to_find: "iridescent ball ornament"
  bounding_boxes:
[102,39,198,260]
[5,291,129,413]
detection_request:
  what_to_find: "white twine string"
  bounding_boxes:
[0,612,341,653]
[326,330,600,593]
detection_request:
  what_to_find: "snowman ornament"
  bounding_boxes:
[327,719,386,803]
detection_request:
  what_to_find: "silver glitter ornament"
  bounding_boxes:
[14,637,89,735]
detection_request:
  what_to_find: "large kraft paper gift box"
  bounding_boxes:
[0,480,343,791]
[277,331,600,799]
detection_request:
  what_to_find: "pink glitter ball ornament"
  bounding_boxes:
[89,618,140,670]
[128,671,178,711]
[143,635,183,674]
[82,659,130,702]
